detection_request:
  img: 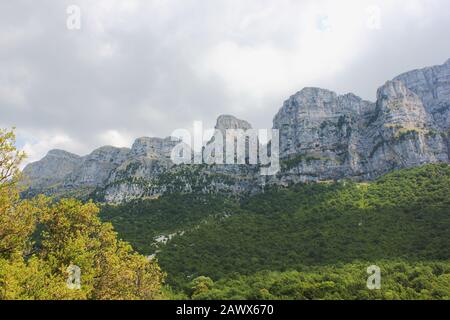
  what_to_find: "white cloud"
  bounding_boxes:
[198,1,371,104]
[98,130,133,148]
[20,132,83,167]
[1,0,449,163]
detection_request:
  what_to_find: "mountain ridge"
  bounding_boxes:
[23,59,450,202]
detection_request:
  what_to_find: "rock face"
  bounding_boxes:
[215,115,252,133]
[22,139,175,199]
[273,88,374,181]
[130,137,178,159]
[393,58,450,131]
[64,146,131,188]
[22,150,81,193]
[273,88,373,159]
[23,59,450,202]
[205,114,254,161]
[363,80,448,178]
[272,60,450,183]
[102,116,258,203]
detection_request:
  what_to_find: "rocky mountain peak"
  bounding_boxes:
[273,87,374,159]
[392,59,450,130]
[22,59,450,202]
[376,80,422,106]
[215,115,252,132]
[375,80,428,130]
[131,137,179,159]
[287,88,337,115]
[46,149,81,159]
[22,149,81,190]
[292,87,337,100]
[86,146,130,163]
[274,88,374,126]
[90,145,129,154]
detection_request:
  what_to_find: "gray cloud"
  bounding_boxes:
[1,0,449,164]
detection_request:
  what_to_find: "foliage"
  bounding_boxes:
[0,128,165,300]
[101,163,450,292]
[0,128,25,190]
[100,194,239,254]
[191,261,450,300]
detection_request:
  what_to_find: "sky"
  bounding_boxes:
[1,0,450,165]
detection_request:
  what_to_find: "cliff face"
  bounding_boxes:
[22,149,81,191]
[272,60,450,184]
[393,58,450,131]
[363,80,448,178]
[272,88,375,182]
[23,59,450,202]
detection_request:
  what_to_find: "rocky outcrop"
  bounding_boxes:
[22,138,175,198]
[22,149,81,193]
[273,88,373,158]
[215,114,252,133]
[64,146,131,188]
[130,137,178,159]
[272,88,374,181]
[362,80,448,178]
[271,59,450,183]
[393,58,450,131]
[23,59,450,202]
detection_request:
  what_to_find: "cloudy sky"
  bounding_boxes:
[1,0,450,165]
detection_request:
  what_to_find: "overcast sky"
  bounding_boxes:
[1,0,450,165]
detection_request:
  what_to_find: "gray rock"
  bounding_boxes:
[215,114,252,132]
[22,59,450,202]
[64,146,131,188]
[22,149,81,192]
[131,137,179,159]
[273,87,374,159]
[393,58,450,130]
[361,79,448,178]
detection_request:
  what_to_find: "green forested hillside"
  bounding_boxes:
[100,194,239,253]
[190,261,450,300]
[100,164,450,298]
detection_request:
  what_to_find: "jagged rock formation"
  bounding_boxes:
[22,138,177,200]
[23,149,81,192]
[271,60,450,184]
[215,114,252,133]
[272,88,374,182]
[393,58,450,131]
[64,146,131,188]
[23,59,450,202]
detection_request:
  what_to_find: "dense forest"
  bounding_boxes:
[101,164,450,299]
[189,261,450,300]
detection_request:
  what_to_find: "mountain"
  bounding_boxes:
[23,59,450,202]
[23,149,81,191]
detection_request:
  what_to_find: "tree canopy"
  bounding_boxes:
[0,128,165,300]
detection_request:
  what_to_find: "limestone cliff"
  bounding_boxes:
[23,59,450,202]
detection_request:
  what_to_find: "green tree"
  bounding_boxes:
[0,128,165,300]
[191,276,214,299]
